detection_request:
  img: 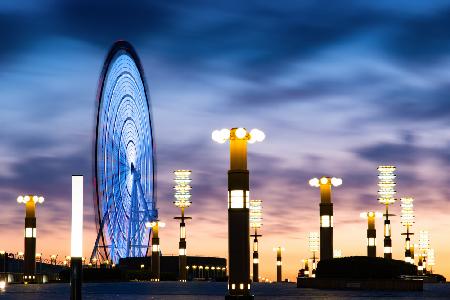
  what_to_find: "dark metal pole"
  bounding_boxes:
[151,223,160,281]
[383,205,392,259]
[70,257,82,300]
[251,232,260,282]
[276,247,282,282]
[367,213,376,257]
[319,182,333,261]
[226,128,253,299]
[24,199,37,283]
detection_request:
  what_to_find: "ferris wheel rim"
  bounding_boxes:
[93,40,157,262]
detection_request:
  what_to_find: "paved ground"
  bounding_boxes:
[0,282,449,299]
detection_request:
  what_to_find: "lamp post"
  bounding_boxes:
[309,176,342,261]
[308,232,319,277]
[0,251,6,274]
[71,175,83,300]
[303,259,309,278]
[360,211,382,257]
[377,166,396,259]
[173,170,192,282]
[273,247,284,282]
[249,199,262,283]
[146,221,165,281]
[212,127,265,299]
[400,197,415,264]
[17,194,44,283]
[418,230,429,275]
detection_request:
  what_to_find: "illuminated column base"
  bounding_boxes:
[367,227,376,258]
[179,253,187,281]
[179,235,187,281]
[24,207,37,281]
[311,259,317,278]
[383,219,392,259]
[252,253,259,282]
[320,203,333,261]
[70,257,82,300]
[277,263,282,282]
[151,238,160,281]
[227,169,252,299]
[304,260,309,278]
[383,238,392,259]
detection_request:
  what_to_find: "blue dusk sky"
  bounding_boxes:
[1,1,450,280]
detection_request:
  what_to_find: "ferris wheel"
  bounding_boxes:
[91,41,157,263]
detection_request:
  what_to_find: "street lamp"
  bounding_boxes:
[303,259,309,277]
[250,199,262,283]
[146,221,165,281]
[308,232,319,278]
[360,211,382,257]
[400,197,415,264]
[309,176,342,261]
[17,194,44,282]
[212,127,264,299]
[173,170,192,282]
[273,247,284,282]
[377,166,396,259]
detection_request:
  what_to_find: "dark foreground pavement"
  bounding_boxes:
[0,281,449,299]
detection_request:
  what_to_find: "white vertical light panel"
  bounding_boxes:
[71,175,83,257]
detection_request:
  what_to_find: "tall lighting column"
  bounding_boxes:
[17,194,44,283]
[400,197,415,264]
[273,247,284,282]
[173,170,192,282]
[146,221,165,281]
[249,199,262,283]
[212,127,265,299]
[308,232,319,277]
[377,166,396,259]
[309,177,342,261]
[360,211,382,257]
[71,175,83,300]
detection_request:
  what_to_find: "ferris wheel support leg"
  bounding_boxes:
[90,212,110,262]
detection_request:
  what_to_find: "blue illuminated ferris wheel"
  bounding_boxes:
[91,41,157,263]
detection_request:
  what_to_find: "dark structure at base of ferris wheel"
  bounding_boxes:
[119,256,227,281]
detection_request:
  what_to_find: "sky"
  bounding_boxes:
[1,1,450,282]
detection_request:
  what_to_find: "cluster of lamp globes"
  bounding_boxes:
[17,195,45,204]
[211,128,265,144]
[144,221,166,229]
[308,177,343,187]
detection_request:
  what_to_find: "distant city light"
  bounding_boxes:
[333,249,342,258]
